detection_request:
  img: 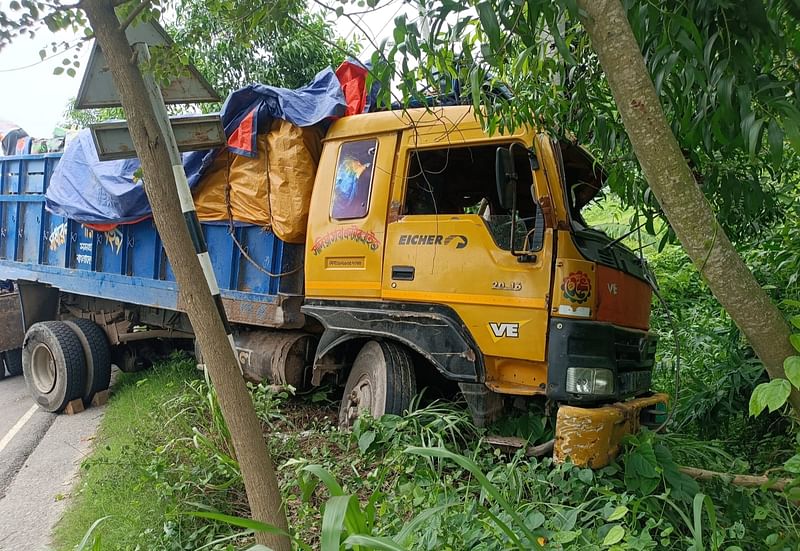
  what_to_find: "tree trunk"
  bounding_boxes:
[81,2,290,548]
[575,0,800,414]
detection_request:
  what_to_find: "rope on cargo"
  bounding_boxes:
[223,150,303,279]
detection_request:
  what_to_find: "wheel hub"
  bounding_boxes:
[30,343,57,394]
[344,375,374,424]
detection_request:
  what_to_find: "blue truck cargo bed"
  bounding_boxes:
[0,153,305,328]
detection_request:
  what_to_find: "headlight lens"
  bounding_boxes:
[566,367,615,396]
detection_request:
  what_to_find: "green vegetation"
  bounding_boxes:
[56,330,800,550]
[52,360,209,549]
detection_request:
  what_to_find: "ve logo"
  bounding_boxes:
[607,283,619,295]
[489,322,520,339]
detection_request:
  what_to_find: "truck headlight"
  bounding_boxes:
[566,367,615,396]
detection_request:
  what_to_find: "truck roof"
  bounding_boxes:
[324,105,529,141]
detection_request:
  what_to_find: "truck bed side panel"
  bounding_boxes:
[0,154,304,328]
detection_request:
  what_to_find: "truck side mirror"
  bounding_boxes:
[495,147,517,211]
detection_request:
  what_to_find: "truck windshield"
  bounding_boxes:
[403,143,542,251]
[558,141,604,229]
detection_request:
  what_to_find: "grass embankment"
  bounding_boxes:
[53,359,206,549]
[54,352,800,550]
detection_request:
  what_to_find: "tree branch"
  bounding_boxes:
[679,466,794,492]
[118,0,151,31]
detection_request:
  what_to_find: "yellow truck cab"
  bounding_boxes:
[302,106,667,467]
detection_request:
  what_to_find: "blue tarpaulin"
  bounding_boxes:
[45,130,151,225]
[45,67,347,226]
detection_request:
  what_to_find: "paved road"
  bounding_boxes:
[0,375,104,551]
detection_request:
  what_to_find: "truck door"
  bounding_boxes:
[305,132,399,299]
[381,138,555,395]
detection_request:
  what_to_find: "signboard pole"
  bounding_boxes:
[133,42,238,360]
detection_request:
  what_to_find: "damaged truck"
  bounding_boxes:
[0,65,666,467]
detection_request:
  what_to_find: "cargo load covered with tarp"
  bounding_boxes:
[43,67,350,235]
[194,120,324,243]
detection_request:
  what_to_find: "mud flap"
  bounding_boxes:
[553,393,669,468]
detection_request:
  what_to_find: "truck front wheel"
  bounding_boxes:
[22,321,86,413]
[338,340,417,428]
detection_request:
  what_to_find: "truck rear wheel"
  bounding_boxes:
[338,340,417,428]
[3,348,23,376]
[64,319,111,404]
[22,321,86,413]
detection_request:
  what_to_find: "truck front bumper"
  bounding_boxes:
[546,318,657,403]
[553,393,669,468]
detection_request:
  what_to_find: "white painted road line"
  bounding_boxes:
[0,404,38,454]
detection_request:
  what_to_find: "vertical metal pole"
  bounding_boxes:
[133,43,238,359]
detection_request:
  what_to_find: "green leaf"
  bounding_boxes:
[53,66,64,75]
[692,493,717,550]
[603,525,625,546]
[767,119,784,169]
[344,535,407,551]
[358,430,376,453]
[302,465,344,496]
[785,356,800,389]
[75,516,111,551]
[750,382,769,416]
[547,18,577,65]
[791,334,800,352]
[791,316,800,330]
[607,505,628,522]
[186,511,287,535]
[321,495,353,551]
[552,530,580,544]
[785,118,800,155]
[395,504,457,544]
[784,454,800,474]
[476,1,501,51]
[747,118,765,158]
[719,75,735,109]
[756,379,792,413]
[469,67,482,114]
[578,468,593,484]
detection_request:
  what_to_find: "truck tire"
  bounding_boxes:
[3,348,23,376]
[64,319,111,404]
[339,340,417,428]
[22,321,86,413]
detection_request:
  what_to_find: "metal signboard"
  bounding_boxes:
[75,19,219,109]
[90,114,225,160]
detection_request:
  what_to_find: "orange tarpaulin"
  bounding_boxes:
[194,120,323,243]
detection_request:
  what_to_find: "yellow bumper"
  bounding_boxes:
[553,393,669,468]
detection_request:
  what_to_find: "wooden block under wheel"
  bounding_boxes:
[64,398,85,415]
[91,389,109,407]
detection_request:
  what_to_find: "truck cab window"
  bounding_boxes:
[331,139,377,220]
[403,144,544,251]
[559,141,604,229]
